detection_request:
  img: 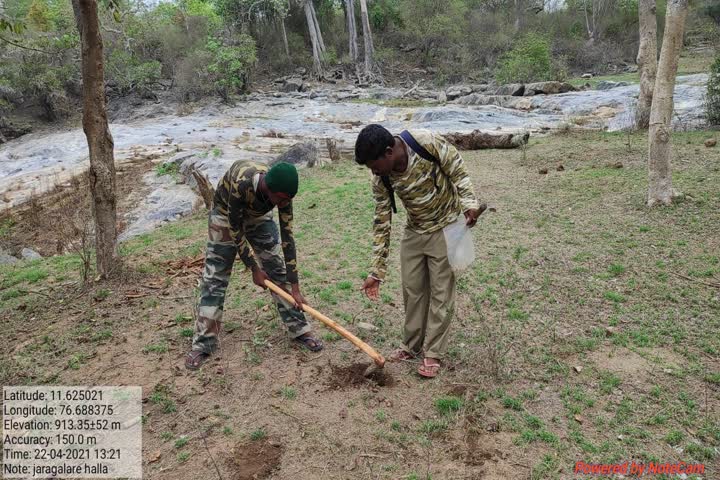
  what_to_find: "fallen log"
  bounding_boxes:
[444,130,530,150]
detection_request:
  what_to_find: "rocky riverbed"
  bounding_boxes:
[0,74,709,245]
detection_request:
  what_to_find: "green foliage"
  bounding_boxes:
[706,54,720,125]
[26,0,52,31]
[495,33,553,84]
[370,0,403,31]
[207,35,257,99]
[106,50,162,95]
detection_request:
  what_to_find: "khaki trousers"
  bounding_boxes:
[400,227,456,359]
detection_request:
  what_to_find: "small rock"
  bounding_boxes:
[538,168,548,175]
[663,368,673,374]
[556,164,565,172]
[357,322,378,332]
[607,161,624,169]
[437,91,447,103]
[148,450,161,463]
[605,326,617,336]
[581,73,593,79]
[573,366,583,373]
[574,414,584,424]
[0,253,19,265]
[704,138,717,148]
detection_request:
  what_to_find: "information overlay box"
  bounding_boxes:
[2,386,142,479]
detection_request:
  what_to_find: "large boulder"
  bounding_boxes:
[445,85,473,101]
[0,85,23,105]
[281,77,304,93]
[41,91,71,121]
[494,83,525,96]
[596,81,630,91]
[454,94,534,111]
[444,130,530,150]
[524,81,577,96]
[0,117,32,144]
[271,142,322,168]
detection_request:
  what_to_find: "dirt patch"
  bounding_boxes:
[587,348,652,376]
[326,362,395,389]
[226,438,283,480]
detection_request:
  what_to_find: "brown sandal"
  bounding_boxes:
[185,350,210,370]
[388,348,416,363]
[418,358,441,378]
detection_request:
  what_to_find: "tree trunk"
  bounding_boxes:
[647,0,688,207]
[514,0,523,32]
[359,0,375,77]
[346,0,358,62]
[636,0,657,129]
[304,1,323,77]
[309,1,326,55]
[71,0,117,278]
[280,17,290,57]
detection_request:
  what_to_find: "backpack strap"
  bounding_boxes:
[380,175,397,213]
[399,130,439,165]
[377,131,444,214]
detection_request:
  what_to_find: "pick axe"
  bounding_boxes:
[264,280,386,376]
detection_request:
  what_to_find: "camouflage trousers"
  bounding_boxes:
[192,207,311,354]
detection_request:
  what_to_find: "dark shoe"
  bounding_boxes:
[294,333,324,352]
[185,350,210,370]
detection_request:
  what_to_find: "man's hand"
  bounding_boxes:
[464,204,487,228]
[361,276,381,301]
[252,266,269,289]
[290,283,306,310]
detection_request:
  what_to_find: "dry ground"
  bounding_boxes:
[1,130,719,479]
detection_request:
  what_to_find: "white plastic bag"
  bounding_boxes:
[443,214,475,274]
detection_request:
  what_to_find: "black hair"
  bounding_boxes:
[354,124,394,165]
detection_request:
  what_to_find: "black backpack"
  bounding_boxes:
[380,130,446,214]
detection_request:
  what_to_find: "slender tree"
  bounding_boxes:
[345,0,358,63]
[636,0,657,129]
[71,0,118,277]
[359,0,377,78]
[303,0,324,77]
[647,0,689,207]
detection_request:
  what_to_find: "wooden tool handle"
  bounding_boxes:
[264,280,386,367]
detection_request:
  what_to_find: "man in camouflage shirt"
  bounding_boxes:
[355,124,482,378]
[185,161,323,370]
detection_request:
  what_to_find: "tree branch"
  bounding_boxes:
[0,33,52,53]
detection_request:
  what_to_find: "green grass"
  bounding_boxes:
[280,386,296,400]
[149,385,177,414]
[156,162,180,177]
[250,428,266,441]
[434,396,463,415]
[143,342,168,354]
[174,436,189,449]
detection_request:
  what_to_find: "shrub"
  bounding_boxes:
[706,54,720,126]
[207,35,257,100]
[495,33,553,84]
[106,50,162,95]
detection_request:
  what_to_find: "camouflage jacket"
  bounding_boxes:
[214,161,299,284]
[370,130,479,280]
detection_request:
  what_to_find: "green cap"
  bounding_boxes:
[265,162,298,197]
